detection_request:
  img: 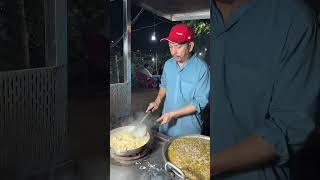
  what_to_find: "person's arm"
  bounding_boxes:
[146,61,168,112]
[156,104,196,124]
[157,63,210,124]
[146,87,166,112]
[211,135,277,176]
[212,13,320,177]
[146,62,168,112]
[146,69,153,78]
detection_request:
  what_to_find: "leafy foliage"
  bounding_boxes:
[186,20,210,62]
[186,20,210,37]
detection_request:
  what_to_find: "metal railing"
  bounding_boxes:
[0,65,68,176]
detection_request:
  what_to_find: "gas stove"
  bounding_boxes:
[110,144,151,166]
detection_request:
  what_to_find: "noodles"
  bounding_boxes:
[110,131,149,152]
[167,137,210,180]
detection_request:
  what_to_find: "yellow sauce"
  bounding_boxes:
[167,137,210,180]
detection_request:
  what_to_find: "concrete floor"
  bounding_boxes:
[66,86,108,180]
[131,88,159,113]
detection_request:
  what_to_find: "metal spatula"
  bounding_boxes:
[132,112,150,138]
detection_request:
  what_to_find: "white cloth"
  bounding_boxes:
[140,68,153,78]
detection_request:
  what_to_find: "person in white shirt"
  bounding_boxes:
[140,63,153,78]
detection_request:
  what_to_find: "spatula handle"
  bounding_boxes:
[140,112,151,124]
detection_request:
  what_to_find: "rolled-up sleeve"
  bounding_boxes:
[159,63,167,89]
[254,16,320,165]
[191,64,210,113]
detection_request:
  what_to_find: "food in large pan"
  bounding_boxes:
[163,135,210,180]
[110,125,150,156]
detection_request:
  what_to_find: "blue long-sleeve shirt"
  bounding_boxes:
[210,0,320,179]
[159,54,210,137]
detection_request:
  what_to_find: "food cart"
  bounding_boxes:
[110,0,209,179]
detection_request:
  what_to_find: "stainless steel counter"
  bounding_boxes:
[110,130,180,180]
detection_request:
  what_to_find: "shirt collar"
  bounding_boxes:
[211,0,257,36]
[175,54,196,71]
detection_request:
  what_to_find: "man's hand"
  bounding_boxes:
[156,112,176,124]
[210,135,277,176]
[155,105,196,125]
[146,101,159,112]
[146,87,166,112]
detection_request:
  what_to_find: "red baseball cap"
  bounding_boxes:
[160,23,194,43]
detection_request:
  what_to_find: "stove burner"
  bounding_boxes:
[110,146,151,166]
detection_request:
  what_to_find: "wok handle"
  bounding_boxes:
[165,162,186,179]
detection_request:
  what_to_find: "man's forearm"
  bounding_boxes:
[172,104,197,119]
[154,87,166,105]
[212,135,277,176]
[156,104,197,125]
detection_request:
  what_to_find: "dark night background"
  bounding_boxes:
[110,0,210,86]
[110,0,174,54]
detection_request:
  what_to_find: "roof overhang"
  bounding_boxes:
[132,0,210,21]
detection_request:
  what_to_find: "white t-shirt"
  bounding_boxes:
[140,68,153,78]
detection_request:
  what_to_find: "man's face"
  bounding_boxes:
[168,42,194,63]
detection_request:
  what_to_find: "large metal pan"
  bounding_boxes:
[110,125,151,156]
[162,134,210,179]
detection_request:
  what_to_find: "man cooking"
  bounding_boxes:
[146,23,210,137]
